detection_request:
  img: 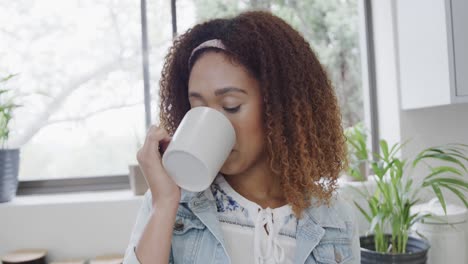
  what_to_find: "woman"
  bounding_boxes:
[123,10,360,264]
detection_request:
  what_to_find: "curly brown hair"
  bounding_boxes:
[159,10,348,217]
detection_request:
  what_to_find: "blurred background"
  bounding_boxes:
[1,0,365,181]
[1,0,467,263]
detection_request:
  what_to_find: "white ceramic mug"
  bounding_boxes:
[162,106,236,192]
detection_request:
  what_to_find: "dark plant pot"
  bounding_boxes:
[360,234,430,264]
[0,148,20,203]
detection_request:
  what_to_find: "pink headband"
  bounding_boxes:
[188,39,227,68]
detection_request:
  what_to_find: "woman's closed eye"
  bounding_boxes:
[223,105,241,113]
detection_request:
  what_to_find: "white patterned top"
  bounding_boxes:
[210,174,297,264]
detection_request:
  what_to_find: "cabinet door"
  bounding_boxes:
[451,0,468,96]
[397,0,452,109]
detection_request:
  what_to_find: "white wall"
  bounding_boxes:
[0,191,143,262]
[372,0,468,206]
[400,103,468,156]
[400,103,468,203]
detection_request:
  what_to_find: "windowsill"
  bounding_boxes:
[0,189,145,208]
[1,176,373,208]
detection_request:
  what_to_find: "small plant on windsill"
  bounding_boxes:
[344,122,370,181]
[354,139,468,254]
[0,73,22,149]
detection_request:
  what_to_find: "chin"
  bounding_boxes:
[219,157,242,175]
[219,164,237,175]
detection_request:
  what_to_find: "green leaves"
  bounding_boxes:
[353,140,468,254]
[1,73,18,83]
[413,144,468,173]
[418,144,468,214]
[431,183,447,214]
[354,201,371,222]
[0,73,22,149]
[344,122,370,181]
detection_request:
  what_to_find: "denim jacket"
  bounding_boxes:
[123,186,361,264]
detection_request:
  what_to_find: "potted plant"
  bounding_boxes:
[343,122,370,181]
[353,139,468,264]
[0,73,23,202]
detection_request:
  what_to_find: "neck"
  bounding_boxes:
[222,156,287,209]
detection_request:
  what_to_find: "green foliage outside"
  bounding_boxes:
[191,0,363,128]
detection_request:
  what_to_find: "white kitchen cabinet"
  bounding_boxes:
[396,0,468,110]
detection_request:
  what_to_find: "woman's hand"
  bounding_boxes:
[136,125,180,209]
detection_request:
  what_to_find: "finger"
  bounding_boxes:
[142,126,169,152]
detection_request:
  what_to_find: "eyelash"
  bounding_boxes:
[223,105,241,113]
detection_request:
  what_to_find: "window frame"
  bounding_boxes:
[17,0,379,195]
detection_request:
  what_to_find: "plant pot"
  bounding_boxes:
[360,234,430,264]
[128,164,148,195]
[0,148,20,203]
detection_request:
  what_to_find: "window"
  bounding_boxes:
[174,0,365,129]
[0,1,171,185]
[1,0,376,193]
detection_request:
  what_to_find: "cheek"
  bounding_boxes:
[232,107,264,153]
[221,112,264,173]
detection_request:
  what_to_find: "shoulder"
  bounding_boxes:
[329,192,357,223]
[305,192,357,230]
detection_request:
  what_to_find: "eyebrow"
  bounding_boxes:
[188,87,247,98]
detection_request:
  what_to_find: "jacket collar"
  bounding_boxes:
[179,188,200,204]
[304,195,348,229]
[179,188,230,261]
[179,187,347,228]
[178,187,347,264]
[294,195,347,264]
